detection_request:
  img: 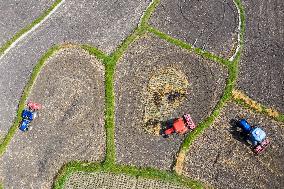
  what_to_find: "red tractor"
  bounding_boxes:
[163,114,196,137]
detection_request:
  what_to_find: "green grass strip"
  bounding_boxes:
[103,59,116,165]
[0,45,60,156]
[111,0,161,62]
[176,61,238,160]
[81,45,116,165]
[0,0,63,55]
[101,0,163,164]
[53,162,204,189]
[81,44,108,61]
[146,26,230,68]
[139,0,160,28]
[101,21,143,166]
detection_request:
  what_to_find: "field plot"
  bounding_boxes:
[183,102,284,189]
[149,0,239,58]
[0,47,105,188]
[115,34,227,170]
[238,0,284,112]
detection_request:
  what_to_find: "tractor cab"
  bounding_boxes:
[19,119,31,132]
[250,127,266,145]
[236,119,269,154]
[173,118,188,134]
[22,109,34,121]
[163,114,196,137]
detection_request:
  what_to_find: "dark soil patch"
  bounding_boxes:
[0,0,55,46]
[183,102,284,189]
[237,0,284,112]
[149,0,239,58]
[114,34,227,170]
[0,47,105,188]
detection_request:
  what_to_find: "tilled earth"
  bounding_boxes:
[237,0,284,112]
[64,172,187,189]
[183,102,284,189]
[149,0,239,58]
[115,34,227,170]
[0,47,106,188]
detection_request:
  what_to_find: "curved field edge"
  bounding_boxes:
[0,0,63,55]
[53,162,204,189]
[0,43,107,157]
[173,0,246,174]
[0,45,60,156]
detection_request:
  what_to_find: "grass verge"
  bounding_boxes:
[53,0,204,188]
[0,0,63,55]
[100,0,163,164]
[174,61,238,174]
[147,26,230,67]
[0,0,247,187]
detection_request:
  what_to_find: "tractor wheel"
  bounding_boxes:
[163,134,169,138]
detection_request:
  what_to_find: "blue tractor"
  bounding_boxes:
[237,119,270,154]
[19,102,41,132]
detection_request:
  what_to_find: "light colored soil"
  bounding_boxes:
[64,172,187,189]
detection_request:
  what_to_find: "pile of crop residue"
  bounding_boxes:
[143,67,189,135]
